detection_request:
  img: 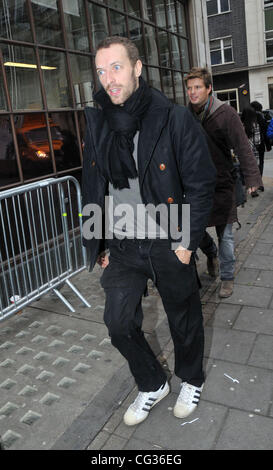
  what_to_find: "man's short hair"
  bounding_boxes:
[96,36,140,66]
[184,67,212,91]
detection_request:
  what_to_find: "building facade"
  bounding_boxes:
[245,0,273,110]
[0,0,209,191]
[206,0,250,111]
[206,0,273,112]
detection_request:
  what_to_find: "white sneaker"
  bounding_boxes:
[123,381,170,426]
[173,382,203,419]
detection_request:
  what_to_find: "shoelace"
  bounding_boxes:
[177,383,199,405]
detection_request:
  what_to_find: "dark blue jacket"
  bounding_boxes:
[266,117,273,139]
[82,88,217,271]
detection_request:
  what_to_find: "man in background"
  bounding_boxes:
[250,100,271,191]
[185,67,262,298]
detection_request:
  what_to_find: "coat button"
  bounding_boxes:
[159,163,166,171]
[91,160,96,167]
[167,197,174,204]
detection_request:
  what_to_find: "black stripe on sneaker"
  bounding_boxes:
[144,402,153,408]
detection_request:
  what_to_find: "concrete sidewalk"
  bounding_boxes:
[0,178,273,451]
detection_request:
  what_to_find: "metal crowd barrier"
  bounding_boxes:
[0,176,91,322]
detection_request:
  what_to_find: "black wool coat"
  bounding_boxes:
[82,88,217,271]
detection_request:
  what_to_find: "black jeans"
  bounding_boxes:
[100,238,204,392]
[258,149,264,178]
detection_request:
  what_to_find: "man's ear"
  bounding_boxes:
[135,59,142,78]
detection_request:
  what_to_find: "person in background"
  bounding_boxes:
[250,101,271,191]
[266,115,273,143]
[241,106,262,198]
[185,67,262,299]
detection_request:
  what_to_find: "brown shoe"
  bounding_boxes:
[219,280,234,298]
[207,256,219,277]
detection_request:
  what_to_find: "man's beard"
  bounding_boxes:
[107,71,138,105]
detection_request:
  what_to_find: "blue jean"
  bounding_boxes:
[199,224,235,281]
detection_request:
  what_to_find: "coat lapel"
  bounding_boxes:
[85,99,170,187]
[84,107,108,176]
[137,107,170,187]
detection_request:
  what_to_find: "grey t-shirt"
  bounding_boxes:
[108,132,167,239]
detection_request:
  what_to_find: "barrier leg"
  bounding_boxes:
[52,288,76,313]
[65,279,91,308]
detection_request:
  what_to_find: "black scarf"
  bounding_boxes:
[94,77,152,189]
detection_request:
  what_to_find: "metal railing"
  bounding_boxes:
[0,176,90,322]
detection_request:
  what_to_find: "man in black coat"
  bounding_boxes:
[82,36,216,426]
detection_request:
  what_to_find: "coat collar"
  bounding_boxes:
[84,89,172,185]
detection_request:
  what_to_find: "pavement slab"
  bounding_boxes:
[234,267,260,285]
[243,253,273,270]
[233,306,273,334]
[0,307,124,449]
[215,409,273,450]
[201,360,273,415]
[215,284,272,308]
[248,334,273,370]
[206,303,242,328]
[204,326,256,363]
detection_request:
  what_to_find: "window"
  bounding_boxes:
[180,38,190,71]
[109,10,127,37]
[0,0,32,42]
[69,54,94,107]
[39,49,71,108]
[0,115,20,186]
[142,0,154,22]
[126,0,141,17]
[210,37,233,65]
[215,89,238,111]
[0,0,191,189]
[173,71,185,105]
[165,0,178,33]
[2,44,43,110]
[48,112,81,171]
[154,0,167,28]
[144,25,159,66]
[176,2,187,35]
[268,83,273,108]
[264,3,273,60]
[63,0,89,52]
[88,4,109,50]
[31,0,64,47]
[206,0,230,16]
[0,75,6,110]
[128,19,145,62]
